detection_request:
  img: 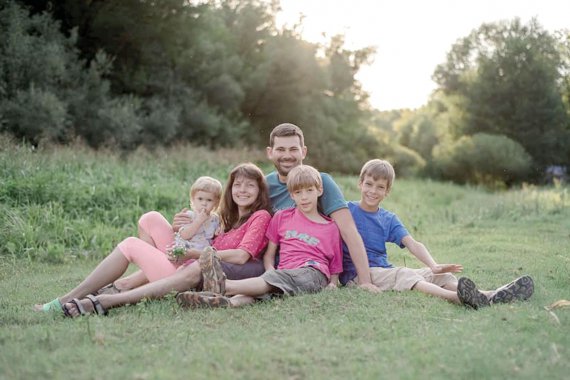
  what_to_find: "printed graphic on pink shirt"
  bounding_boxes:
[266,208,343,279]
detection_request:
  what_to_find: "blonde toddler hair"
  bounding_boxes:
[190,176,223,201]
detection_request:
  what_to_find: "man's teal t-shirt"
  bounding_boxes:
[265,171,347,216]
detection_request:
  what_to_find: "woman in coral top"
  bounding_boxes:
[36,163,272,316]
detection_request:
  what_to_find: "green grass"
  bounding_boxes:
[1,140,569,379]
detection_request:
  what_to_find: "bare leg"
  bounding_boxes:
[94,262,203,310]
[229,295,256,307]
[413,280,461,303]
[114,270,149,290]
[110,222,158,289]
[225,278,274,297]
[34,247,131,310]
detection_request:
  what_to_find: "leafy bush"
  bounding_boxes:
[0,2,130,148]
[0,86,68,144]
[432,133,532,186]
[390,144,426,178]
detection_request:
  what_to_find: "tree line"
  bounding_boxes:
[1,0,569,185]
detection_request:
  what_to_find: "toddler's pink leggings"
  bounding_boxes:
[117,211,178,282]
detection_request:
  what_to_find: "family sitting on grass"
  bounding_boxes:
[35,123,534,317]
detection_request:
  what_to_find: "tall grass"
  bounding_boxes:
[0,136,266,262]
[1,139,569,379]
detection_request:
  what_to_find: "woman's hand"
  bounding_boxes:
[182,248,202,260]
[167,248,202,264]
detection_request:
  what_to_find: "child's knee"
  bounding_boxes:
[138,211,164,230]
[117,237,141,260]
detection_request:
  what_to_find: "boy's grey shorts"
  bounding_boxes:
[261,267,328,296]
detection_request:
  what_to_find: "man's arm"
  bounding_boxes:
[172,208,192,232]
[330,208,380,292]
[216,249,252,265]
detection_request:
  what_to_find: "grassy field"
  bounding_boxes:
[1,140,569,379]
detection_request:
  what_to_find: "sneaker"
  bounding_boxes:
[457,277,490,310]
[490,275,534,304]
[176,291,231,309]
[199,247,226,294]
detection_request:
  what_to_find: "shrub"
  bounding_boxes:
[0,86,68,144]
[389,144,426,178]
[432,133,532,186]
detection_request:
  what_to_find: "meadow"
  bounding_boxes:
[1,138,569,379]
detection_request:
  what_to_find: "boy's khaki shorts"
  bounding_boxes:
[347,267,457,291]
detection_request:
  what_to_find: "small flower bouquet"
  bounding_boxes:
[170,245,186,258]
[169,233,188,258]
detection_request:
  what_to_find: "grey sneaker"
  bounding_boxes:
[490,275,534,304]
[457,277,490,310]
[199,247,226,294]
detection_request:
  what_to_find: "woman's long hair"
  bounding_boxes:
[219,163,272,232]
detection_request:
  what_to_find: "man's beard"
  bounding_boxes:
[276,159,298,176]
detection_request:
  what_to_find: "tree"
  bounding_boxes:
[7,0,380,170]
[433,18,570,177]
[0,1,121,146]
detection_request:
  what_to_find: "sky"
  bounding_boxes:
[276,0,570,111]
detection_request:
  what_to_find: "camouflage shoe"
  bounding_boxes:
[490,275,534,304]
[199,246,226,294]
[457,277,490,310]
[176,291,231,309]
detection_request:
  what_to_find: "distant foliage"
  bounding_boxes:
[1,85,68,142]
[0,2,130,148]
[3,2,570,181]
[432,18,570,177]
[1,0,380,173]
[432,133,532,186]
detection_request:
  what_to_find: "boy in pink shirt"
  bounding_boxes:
[177,165,342,307]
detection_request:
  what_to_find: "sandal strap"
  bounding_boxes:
[62,303,73,318]
[72,298,87,315]
[62,298,87,317]
[86,294,108,316]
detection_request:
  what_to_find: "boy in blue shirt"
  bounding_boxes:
[341,159,534,309]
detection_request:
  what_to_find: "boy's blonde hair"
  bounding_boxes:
[190,176,223,201]
[359,159,395,190]
[287,165,322,192]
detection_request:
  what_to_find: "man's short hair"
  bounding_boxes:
[287,165,322,193]
[359,159,395,190]
[269,123,305,147]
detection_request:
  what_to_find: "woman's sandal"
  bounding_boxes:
[94,283,122,296]
[62,294,108,318]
